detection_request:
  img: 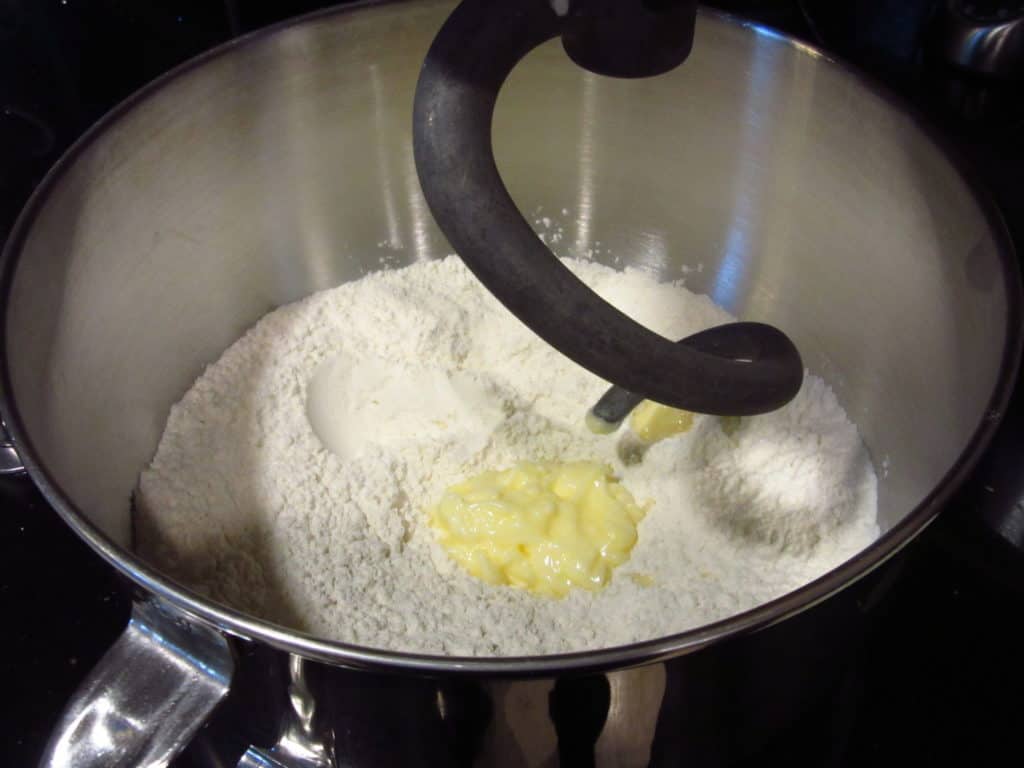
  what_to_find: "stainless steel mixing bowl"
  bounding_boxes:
[1,1,1019,765]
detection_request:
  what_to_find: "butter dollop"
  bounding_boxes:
[629,400,695,443]
[430,461,646,597]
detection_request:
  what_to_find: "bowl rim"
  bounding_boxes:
[1,0,1021,676]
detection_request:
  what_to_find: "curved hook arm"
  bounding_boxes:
[412,0,802,415]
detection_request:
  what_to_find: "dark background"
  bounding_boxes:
[2,1,1024,765]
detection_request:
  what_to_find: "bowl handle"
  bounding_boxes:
[39,599,234,768]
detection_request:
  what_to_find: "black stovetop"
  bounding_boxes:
[2,1,1024,766]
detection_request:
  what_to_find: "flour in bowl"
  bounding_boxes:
[134,255,879,656]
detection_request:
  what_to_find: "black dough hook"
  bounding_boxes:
[412,0,803,420]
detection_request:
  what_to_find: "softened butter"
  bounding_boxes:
[629,401,695,443]
[430,461,646,597]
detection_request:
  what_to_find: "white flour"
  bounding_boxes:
[135,256,879,656]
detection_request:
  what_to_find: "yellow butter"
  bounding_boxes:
[629,400,695,443]
[584,410,620,435]
[429,461,646,598]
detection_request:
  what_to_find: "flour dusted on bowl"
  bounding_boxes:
[134,255,879,656]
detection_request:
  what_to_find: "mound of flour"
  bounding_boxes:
[134,256,879,656]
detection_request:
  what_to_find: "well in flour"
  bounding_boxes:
[134,255,879,656]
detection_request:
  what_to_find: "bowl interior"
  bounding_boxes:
[3,2,1011,608]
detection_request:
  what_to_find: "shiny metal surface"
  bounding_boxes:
[0,0,1020,764]
[180,589,880,765]
[0,416,24,475]
[936,0,1024,77]
[39,600,233,768]
[237,657,335,768]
